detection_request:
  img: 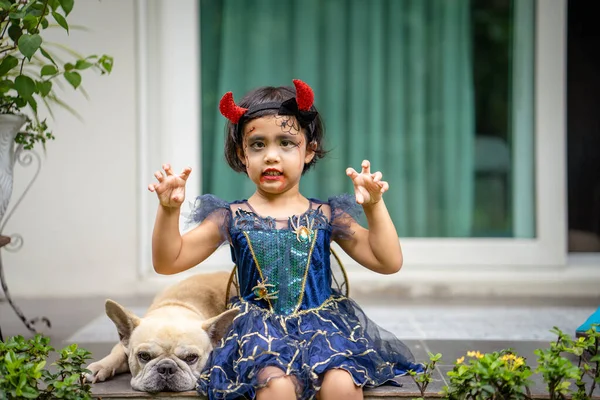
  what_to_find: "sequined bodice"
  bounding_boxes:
[229,206,333,315]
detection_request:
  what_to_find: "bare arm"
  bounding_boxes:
[334,160,403,274]
[148,164,222,275]
[151,205,223,275]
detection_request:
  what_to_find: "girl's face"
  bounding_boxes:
[239,115,315,195]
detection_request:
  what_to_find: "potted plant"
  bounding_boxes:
[0,0,112,232]
[0,0,112,332]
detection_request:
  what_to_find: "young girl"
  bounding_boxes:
[148,80,423,400]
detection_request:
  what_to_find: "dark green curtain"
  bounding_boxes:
[200,0,474,237]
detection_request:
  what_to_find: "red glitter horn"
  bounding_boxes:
[219,92,248,124]
[293,79,314,111]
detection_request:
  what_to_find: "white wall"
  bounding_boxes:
[3,0,599,299]
[4,0,140,296]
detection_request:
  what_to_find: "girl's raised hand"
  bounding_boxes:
[148,164,192,208]
[346,160,389,205]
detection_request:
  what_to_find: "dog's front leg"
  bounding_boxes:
[86,343,129,383]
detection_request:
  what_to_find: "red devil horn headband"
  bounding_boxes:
[292,79,314,111]
[219,92,248,124]
[219,79,315,125]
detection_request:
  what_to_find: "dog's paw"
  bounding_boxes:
[85,361,116,383]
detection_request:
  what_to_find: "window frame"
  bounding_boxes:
[136,0,571,282]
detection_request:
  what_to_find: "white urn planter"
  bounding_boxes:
[0,113,49,338]
[0,114,27,233]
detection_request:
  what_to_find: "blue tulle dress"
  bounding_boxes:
[192,194,423,400]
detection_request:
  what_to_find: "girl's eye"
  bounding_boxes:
[249,142,264,150]
[281,140,295,147]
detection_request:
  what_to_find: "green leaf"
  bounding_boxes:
[15,75,36,99]
[0,0,11,10]
[22,15,38,32]
[37,80,52,97]
[64,71,81,89]
[58,0,74,16]
[9,10,26,19]
[5,350,16,364]
[74,60,93,70]
[0,55,19,77]
[52,11,69,33]
[28,96,37,112]
[41,17,49,29]
[0,79,13,93]
[100,55,114,73]
[41,65,58,76]
[39,47,57,66]
[15,97,27,108]
[48,0,60,11]
[19,373,27,388]
[18,34,43,60]
[20,385,39,399]
[28,8,44,18]
[8,23,23,43]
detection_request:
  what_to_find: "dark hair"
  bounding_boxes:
[224,85,327,174]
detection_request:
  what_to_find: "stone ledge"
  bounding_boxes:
[91,374,437,399]
[90,373,600,399]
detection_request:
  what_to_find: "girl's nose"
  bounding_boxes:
[264,146,280,163]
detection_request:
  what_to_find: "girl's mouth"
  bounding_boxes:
[260,170,283,182]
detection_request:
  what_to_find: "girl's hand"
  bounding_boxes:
[148,164,192,208]
[346,160,389,206]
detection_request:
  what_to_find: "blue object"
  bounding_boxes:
[192,194,423,400]
[577,306,600,334]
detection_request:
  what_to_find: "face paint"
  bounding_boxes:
[240,116,309,196]
[274,115,300,135]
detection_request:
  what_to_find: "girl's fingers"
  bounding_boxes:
[180,166,192,180]
[361,160,371,175]
[360,186,371,202]
[148,183,156,192]
[372,171,382,182]
[380,181,389,193]
[163,163,173,176]
[346,167,359,180]
[355,189,364,204]
[154,171,164,182]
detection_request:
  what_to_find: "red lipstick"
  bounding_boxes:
[260,168,283,182]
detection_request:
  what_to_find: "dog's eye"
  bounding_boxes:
[184,354,198,364]
[137,351,151,362]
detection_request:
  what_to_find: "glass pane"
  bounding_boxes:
[200,0,535,238]
[567,0,600,252]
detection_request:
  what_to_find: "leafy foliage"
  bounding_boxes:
[438,325,599,400]
[409,351,442,400]
[0,334,92,399]
[535,325,600,400]
[0,0,113,150]
[443,349,533,400]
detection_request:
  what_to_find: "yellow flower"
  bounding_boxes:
[514,357,524,368]
[467,350,484,359]
[456,356,465,364]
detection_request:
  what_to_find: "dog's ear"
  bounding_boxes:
[105,299,141,349]
[201,308,239,346]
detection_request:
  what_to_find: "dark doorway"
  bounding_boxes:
[567,0,600,252]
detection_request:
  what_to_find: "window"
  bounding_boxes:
[200,0,535,238]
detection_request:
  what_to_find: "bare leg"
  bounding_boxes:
[256,366,298,400]
[317,369,363,400]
